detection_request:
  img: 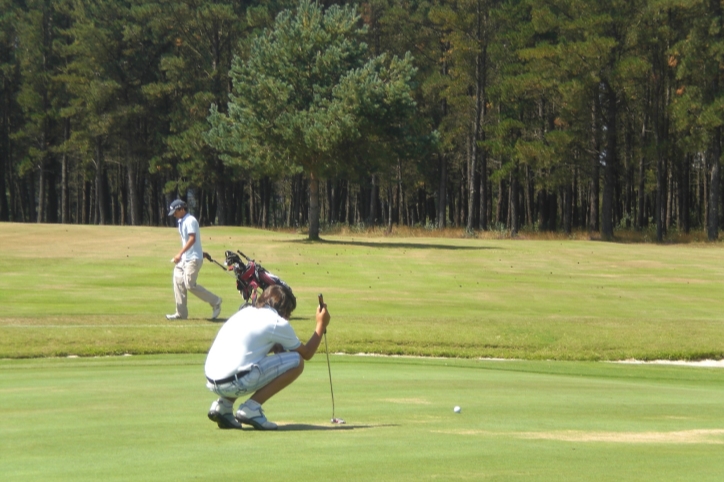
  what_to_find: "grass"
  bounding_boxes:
[1,222,723,360]
[0,224,724,360]
[1,355,723,482]
[1,223,723,481]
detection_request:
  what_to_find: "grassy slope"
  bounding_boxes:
[1,355,722,482]
[1,222,723,360]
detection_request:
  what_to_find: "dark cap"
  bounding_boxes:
[168,199,187,216]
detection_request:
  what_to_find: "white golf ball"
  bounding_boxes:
[453,406,461,413]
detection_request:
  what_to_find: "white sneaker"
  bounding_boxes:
[235,402,277,430]
[166,313,183,320]
[208,399,242,430]
[211,299,222,319]
[209,411,241,429]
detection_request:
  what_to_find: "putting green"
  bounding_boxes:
[1,355,722,481]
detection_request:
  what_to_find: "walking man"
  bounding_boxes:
[204,285,331,430]
[166,199,222,320]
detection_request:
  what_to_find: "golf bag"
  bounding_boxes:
[223,250,292,308]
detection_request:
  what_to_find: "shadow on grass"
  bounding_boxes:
[205,317,227,323]
[286,239,499,251]
[205,316,320,323]
[277,423,398,431]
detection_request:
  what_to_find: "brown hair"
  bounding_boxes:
[256,284,296,319]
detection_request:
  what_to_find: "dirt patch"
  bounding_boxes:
[434,429,724,444]
[517,429,724,444]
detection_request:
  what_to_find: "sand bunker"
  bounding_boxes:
[614,359,724,368]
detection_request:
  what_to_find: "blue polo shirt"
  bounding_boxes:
[178,213,203,262]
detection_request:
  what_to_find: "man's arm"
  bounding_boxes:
[173,232,196,264]
[293,304,330,361]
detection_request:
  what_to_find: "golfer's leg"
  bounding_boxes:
[184,259,221,306]
[251,358,304,405]
[174,263,189,319]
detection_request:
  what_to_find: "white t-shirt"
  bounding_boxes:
[204,306,302,380]
[178,213,203,261]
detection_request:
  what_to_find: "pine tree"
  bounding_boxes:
[0,0,20,221]
[13,0,71,223]
[208,0,419,239]
[671,0,724,240]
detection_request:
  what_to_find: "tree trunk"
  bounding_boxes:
[601,81,617,239]
[637,117,647,229]
[509,170,519,236]
[548,189,558,231]
[436,154,447,228]
[248,179,255,225]
[0,83,9,221]
[37,136,46,223]
[467,2,486,232]
[564,182,573,234]
[82,179,90,224]
[666,161,674,229]
[707,0,723,240]
[61,119,70,223]
[538,189,548,230]
[308,172,321,240]
[367,174,378,225]
[524,166,534,226]
[496,178,506,226]
[590,97,600,232]
[344,179,354,225]
[127,160,141,226]
[95,137,109,225]
[681,154,691,233]
[387,185,393,233]
[261,176,270,228]
[708,131,721,240]
[46,163,58,223]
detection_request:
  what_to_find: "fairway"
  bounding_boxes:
[1,223,723,481]
[1,223,723,360]
[1,355,723,481]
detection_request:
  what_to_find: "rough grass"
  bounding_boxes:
[315,223,714,243]
[1,222,723,360]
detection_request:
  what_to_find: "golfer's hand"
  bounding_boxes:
[316,304,330,331]
[172,253,182,264]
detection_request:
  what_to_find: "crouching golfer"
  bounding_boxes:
[204,285,331,430]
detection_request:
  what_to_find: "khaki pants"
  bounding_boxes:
[173,259,220,319]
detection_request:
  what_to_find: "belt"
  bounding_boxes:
[206,370,250,385]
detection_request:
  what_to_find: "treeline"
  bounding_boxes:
[1,0,723,240]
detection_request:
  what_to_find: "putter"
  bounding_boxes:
[320,293,344,424]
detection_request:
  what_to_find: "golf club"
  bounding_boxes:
[320,293,344,424]
[203,252,228,271]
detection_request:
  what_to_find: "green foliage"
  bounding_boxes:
[208,0,418,178]
[1,0,723,236]
[671,0,724,154]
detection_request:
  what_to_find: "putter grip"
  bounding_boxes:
[318,294,325,334]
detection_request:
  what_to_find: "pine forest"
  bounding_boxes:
[1,0,723,241]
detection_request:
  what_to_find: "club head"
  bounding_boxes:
[331,418,345,424]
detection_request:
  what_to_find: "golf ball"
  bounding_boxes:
[453,406,461,413]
